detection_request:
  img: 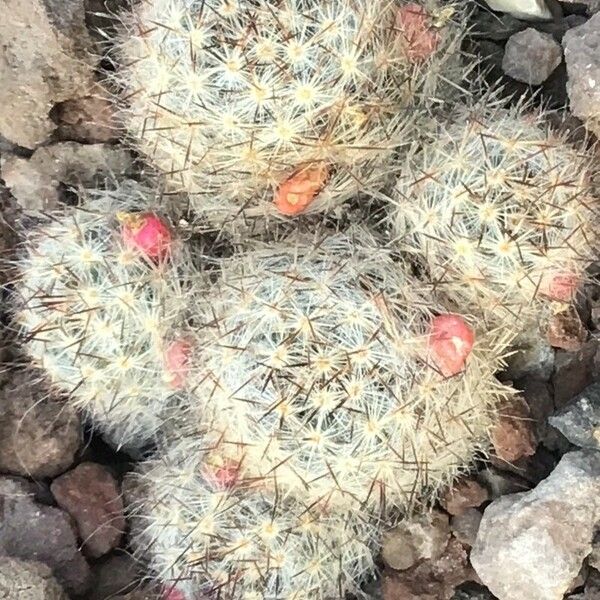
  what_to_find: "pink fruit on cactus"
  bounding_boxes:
[164,339,192,389]
[207,463,239,490]
[274,163,329,216]
[539,271,580,302]
[428,314,475,377]
[161,586,186,600]
[117,212,172,260]
[395,3,441,63]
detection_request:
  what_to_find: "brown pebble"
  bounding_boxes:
[490,397,537,463]
[547,307,587,352]
[440,478,489,516]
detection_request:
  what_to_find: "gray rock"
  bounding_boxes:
[450,509,482,548]
[503,28,563,84]
[1,142,134,212]
[88,553,139,600]
[589,532,600,571]
[0,556,68,599]
[477,466,530,499]
[0,476,92,596]
[485,0,553,20]
[561,0,600,14]
[471,451,600,600]
[382,510,450,571]
[553,338,599,408]
[506,325,555,380]
[549,382,600,449]
[0,371,81,479]
[0,0,95,148]
[564,13,600,137]
[50,462,125,559]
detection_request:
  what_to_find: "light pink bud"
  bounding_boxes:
[161,586,186,600]
[207,463,239,490]
[118,212,172,261]
[428,314,475,377]
[539,271,580,302]
[274,163,329,216]
[395,3,441,63]
[164,339,192,389]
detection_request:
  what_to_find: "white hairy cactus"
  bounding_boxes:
[14,183,197,449]
[116,0,465,230]
[180,228,513,515]
[128,436,377,600]
[390,101,600,329]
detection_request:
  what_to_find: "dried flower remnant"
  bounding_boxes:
[273,163,329,216]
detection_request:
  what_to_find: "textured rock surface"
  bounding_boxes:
[0,556,68,599]
[553,339,599,408]
[471,451,600,600]
[0,0,95,148]
[440,478,489,516]
[1,142,134,212]
[547,307,587,352]
[382,538,474,600]
[0,371,80,478]
[560,0,600,14]
[549,382,600,449]
[51,462,125,558]
[503,28,563,85]
[382,510,450,571]
[506,325,555,380]
[490,397,537,463]
[0,477,91,595]
[564,13,600,136]
[88,553,139,600]
[485,0,553,20]
[450,509,483,548]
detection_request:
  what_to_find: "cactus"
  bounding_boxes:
[127,436,377,600]
[390,101,600,330]
[13,183,197,450]
[115,0,466,231]
[178,228,513,515]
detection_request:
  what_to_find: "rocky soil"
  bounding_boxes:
[1,1,600,599]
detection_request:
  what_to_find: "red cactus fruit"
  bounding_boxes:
[117,212,172,260]
[274,163,329,216]
[164,339,192,389]
[539,271,580,303]
[428,314,475,377]
[395,3,441,63]
[161,586,186,600]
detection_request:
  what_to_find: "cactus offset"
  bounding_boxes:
[115,0,466,231]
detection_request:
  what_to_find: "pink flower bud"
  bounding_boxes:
[274,163,329,216]
[395,3,441,63]
[206,463,239,490]
[161,586,186,600]
[428,314,475,377]
[118,212,172,261]
[164,339,192,389]
[539,271,580,302]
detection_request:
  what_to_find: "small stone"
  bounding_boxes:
[382,510,450,571]
[503,28,563,84]
[440,478,489,516]
[50,462,125,558]
[553,338,599,408]
[547,307,588,351]
[564,13,600,137]
[561,0,600,14]
[477,466,531,499]
[549,382,600,449]
[0,0,95,148]
[0,371,81,479]
[506,324,555,380]
[0,476,92,595]
[490,396,537,462]
[472,11,527,40]
[589,532,600,571]
[471,451,600,600]
[382,537,475,600]
[51,92,120,143]
[485,0,553,20]
[450,508,482,548]
[88,553,139,600]
[1,142,134,212]
[0,556,68,599]
[451,583,496,599]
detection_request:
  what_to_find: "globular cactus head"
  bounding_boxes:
[390,101,600,331]
[180,227,513,516]
[115,0,466,232]
[14,183,197,450]
[127,436,377,599]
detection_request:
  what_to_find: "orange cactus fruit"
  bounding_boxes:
[117,211,172,261]
[273,162,329,216]
[539,271,581,303]
[164,339,192,389]
[395,3,441,63]
[428,314,475,377]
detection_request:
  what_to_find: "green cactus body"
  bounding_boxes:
[116,0,465,231]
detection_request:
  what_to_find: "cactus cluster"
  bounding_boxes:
[116,0,466,230]
[390,101,599,329]
[14,183,197,449]
[8,1,600,599]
